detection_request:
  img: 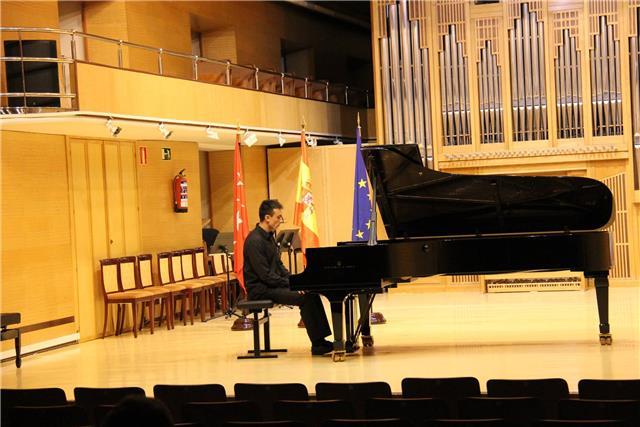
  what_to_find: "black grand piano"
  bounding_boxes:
[290,144,614,362]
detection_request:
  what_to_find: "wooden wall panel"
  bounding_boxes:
[242,147,269,228]
[1,131,77,350]
[124,2,192,78]
[136,140,202,255]
[267,147,300,234]
[209,150,233,232]
[74,63,373,139]
[104,143,126,257]
[0,1,59,28]
[69,140,98,341]
[83,1,129,68]
[201,28,238,63]
[209,146,268,232]
[120,142,141,255]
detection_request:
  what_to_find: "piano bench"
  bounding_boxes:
[236,299,287,359]
[1,312,22,368]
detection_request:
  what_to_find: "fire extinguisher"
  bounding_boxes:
[173,169,188,213]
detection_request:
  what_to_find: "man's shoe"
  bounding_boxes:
[311,340,333,356]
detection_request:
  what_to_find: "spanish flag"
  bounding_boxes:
[233,131,249,292]
[293,128,319,265]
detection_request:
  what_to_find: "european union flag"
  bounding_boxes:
[351,124,372,241]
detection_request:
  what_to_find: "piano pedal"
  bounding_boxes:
[345,341,360,354]
[361,335,374,347]
[332,351,346,362]
[599,333,612,345]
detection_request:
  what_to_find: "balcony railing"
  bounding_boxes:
[0,27,371,113]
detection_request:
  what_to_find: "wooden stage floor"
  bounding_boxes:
[2,285,639,397]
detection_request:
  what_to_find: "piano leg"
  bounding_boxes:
[358,293,374,347]
[591,272,612,345]
[329,299,347,362]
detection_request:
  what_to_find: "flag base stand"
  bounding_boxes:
[231,315,254,331]
[370,312,386,324]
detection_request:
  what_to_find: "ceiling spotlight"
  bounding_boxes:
[243,130,258,147]
[277,133,286,147]
[106,117,122,137]
[158,122,172,139]
[206,126,219,140]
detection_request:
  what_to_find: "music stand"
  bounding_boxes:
[202,228,219,253]
[276,229,300,272]
[211,231,234,256]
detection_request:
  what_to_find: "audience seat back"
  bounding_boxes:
[365,397,449,426]
[316,382,392,419]
[274,400,354,427]
[578,380,640,400]
[154,384,227,423]
[183,400,261,427]
[234,383,309,420]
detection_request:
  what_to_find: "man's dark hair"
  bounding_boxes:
[259,199,283,221]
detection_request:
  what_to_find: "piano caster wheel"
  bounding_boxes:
[599,334,612,345]
[362,335,374,347]
[332,351,346,362]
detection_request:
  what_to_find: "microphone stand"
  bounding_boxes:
[218,246,253,331]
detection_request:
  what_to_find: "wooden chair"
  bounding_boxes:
[99,258,155,338]
[119,256,164,335]
[181,248,221,319]
[136,254,173,330]
[194,247,227,314]
[157,252,188,326]
[172,249,211,323]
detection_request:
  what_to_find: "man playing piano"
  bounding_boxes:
[244,199,333,356]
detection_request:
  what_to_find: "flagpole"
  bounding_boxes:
[366,153,378,247]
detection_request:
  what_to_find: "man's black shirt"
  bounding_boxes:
[243,224,290,296]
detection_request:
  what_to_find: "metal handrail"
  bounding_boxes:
[0,26,370,108]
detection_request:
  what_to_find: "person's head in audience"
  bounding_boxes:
[101,395,173,427]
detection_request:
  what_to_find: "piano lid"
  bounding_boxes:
[361,144,614,239]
